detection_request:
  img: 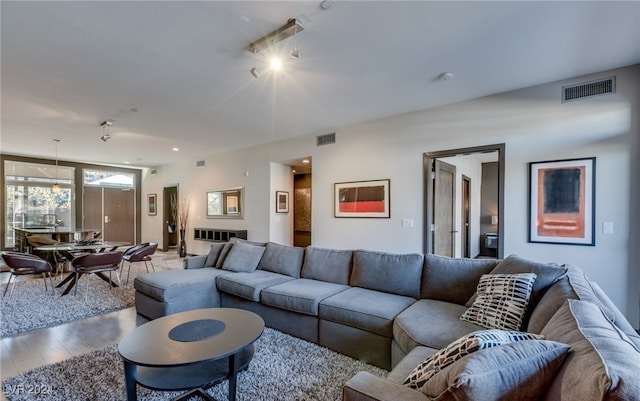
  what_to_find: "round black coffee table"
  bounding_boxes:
[118,308,264,401]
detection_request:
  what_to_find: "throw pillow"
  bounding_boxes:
[221,242,265,272]
[460,273,536,331]
[403,329,544,390]
[421,340,570,401]
[204,242,225,267]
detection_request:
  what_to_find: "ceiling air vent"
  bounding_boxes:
[317,132,336,146]
[196,160,205,168]
[562,76,615,103]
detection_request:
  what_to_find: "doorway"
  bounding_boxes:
[83,186,135,242]
[424,144,505,258]
[163,185,178,252]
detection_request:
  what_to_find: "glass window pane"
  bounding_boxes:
[83,170,134,188]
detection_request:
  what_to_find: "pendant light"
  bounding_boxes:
[52,139,61,193]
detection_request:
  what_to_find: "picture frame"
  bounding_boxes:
[226,195,239,215]
[276,191,289,213]
[528,157,595,246]
[334,179,390,218]
[147,194,157,216]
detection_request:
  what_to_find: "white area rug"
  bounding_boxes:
[0,255,183,338]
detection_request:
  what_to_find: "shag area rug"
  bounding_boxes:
[2,327,387,401]
[0,256,184,338]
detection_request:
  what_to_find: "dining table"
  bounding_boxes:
[35,241,131,296]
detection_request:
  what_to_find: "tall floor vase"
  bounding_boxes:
[178,229,187,257]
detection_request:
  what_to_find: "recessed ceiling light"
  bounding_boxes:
[438,72,454,81]
[302,159,310,163]
[123,161,130,164]
[172,147,179,152]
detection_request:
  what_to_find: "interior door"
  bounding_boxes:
[433,159,456,257]
[462,176,471,258]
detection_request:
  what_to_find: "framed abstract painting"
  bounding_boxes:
[528,157,595,245]
[334,179,390,218]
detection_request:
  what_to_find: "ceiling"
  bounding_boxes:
[2,1,639,168]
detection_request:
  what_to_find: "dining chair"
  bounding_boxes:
[121,242,157,285]
[71,251,124,300]
[1,251,54,297]
[27,235,67,278]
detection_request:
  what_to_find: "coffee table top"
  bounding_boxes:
[118,308,264,368]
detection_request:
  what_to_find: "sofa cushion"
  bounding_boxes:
[214,242,234,268]
[394,299,486,354]
[422,254,498,304]
[540,299,640,401]
[134,268,229,302]
[460,273,536,331]
[204,242,226,267]
[319,287,416,337]
[260,278,349,316]
[221,241,265,272]
[351,250,423,298]
[215,270,294,302]
[300,247,353,285]
[257,242,304,278]
[467,254,566,308]
[422,340,569,401]
[403,329,544,390]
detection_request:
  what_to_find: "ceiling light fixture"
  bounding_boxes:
[100,120,112,141]
[52,139,61,193]
[245,18,304,54]
[290,25,301,59]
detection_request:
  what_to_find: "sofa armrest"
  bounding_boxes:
[343,372,428,401]
[183,255,207,269]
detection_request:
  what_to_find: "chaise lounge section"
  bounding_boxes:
[133,238,640,401]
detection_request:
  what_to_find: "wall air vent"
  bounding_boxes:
[562,76,615,103]
[317,132,336,146]
[150,169,158,175]
[196,160,205,168]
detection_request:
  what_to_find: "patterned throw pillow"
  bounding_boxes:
[460,273,537,331]
[403,329,544,390]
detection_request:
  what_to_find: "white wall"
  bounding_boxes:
[269,162,294,245]
[142,64,640,328]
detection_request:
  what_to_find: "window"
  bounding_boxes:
[4,161,75,247]
[83,169,134,188]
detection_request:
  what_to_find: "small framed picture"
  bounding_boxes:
[334,179,390,218]
[147,194,157,216]
[276,191,289,213]
[528,157,596,246]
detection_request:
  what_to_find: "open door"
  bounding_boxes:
[162,185,178,252]
[433,159,457,257]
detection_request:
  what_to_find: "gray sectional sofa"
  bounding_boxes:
[134,238,640,401]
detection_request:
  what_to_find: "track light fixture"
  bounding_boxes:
[100,120,112,142]
[246,18,304,54]
[250,67,260,79]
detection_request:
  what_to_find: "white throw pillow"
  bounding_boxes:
[403,329,544,390]
[460,273,536,331]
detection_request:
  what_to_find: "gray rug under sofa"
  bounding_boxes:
[134,238,640,401]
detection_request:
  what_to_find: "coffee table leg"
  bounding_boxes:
[228,352,238,401]
[123,361,137,401]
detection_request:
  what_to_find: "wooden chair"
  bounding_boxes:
[1,251,54,297]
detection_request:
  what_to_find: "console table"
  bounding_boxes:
[194,228,247,242]
[14,227,100,253]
